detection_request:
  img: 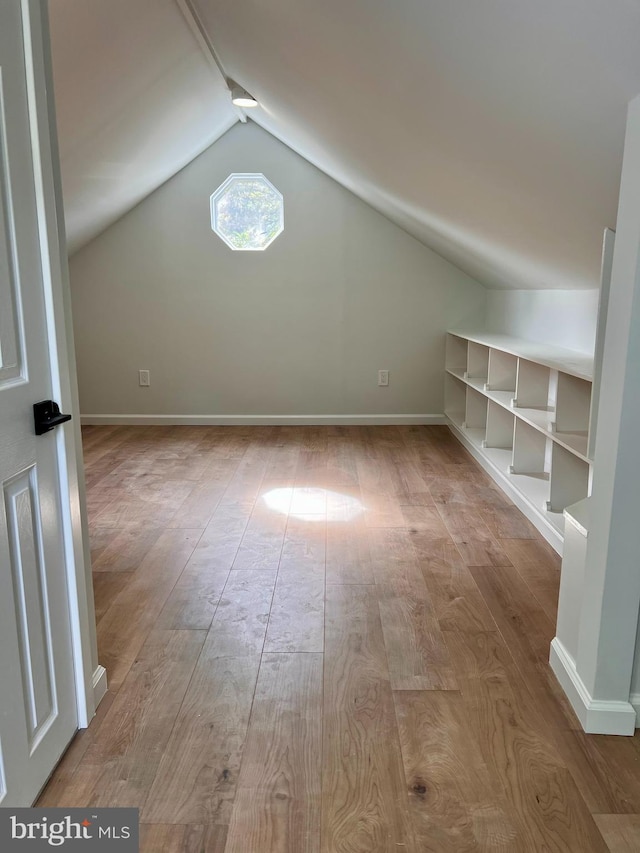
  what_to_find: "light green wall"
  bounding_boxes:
[70,122,486,416]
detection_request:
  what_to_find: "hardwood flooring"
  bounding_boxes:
[39,425,640,851]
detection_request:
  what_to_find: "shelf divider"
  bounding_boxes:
[465,387,488,432]
[466,341,489,381]
[444,372,466,427]
[444,329,595,552]
[554,372,592,436]
[484,401,514,450]
[487,349,517,393]
[514,359,552,410]
[511,419,548,477]
[548,444,590,513]
[445,333,468,371]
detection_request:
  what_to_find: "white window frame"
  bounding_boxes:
[210,172,284,251]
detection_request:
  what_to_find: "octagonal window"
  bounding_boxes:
[210,173,284,251]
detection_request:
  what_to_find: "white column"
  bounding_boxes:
[552,94,640,735]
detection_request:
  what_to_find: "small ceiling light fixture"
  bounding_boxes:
[230,82,258,108]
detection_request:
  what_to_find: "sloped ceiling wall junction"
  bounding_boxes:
[49,0,238,252]
[50,0,640,289]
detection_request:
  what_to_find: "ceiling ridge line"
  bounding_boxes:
[174,0,248,122]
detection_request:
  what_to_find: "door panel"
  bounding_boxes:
[0,68,25,387]
[5,468,57,747]
[0,0,78,806]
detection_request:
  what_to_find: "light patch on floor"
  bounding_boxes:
[262,486,365,521]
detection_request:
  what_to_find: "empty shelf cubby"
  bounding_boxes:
[554,373,592,438]
[465,387,488,435]
[511,419,548,477]
[484,401,514,450]
[444,373,466,428]
[445,333,468,373]
[466,342,490,382]
[514,359,552,411]
[548,444,591,513]
[487,349,517,393]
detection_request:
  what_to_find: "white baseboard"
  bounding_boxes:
[447,420,564,555]
[81,413,447,426]
[630,693,640,727]
[92,665,108,710]
[549,638,637,735]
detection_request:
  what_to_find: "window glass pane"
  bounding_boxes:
[211,174,284,251]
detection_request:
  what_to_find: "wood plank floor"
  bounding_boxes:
[39,425,640,852]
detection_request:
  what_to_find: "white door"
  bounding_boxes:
[0,0,79,805]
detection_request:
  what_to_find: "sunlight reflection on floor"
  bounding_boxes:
[262,487,365,521]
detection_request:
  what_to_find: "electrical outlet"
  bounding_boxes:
[139,369,150,387]
[378,369,389,386]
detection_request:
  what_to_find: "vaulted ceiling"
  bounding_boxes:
[49,0,237,252]
[50,0,640,289]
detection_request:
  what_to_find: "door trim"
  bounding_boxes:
[21,0,99,729]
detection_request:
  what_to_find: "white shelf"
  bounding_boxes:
[549,443,590,514]
[444,372,467,429]
[467,341,490,381]
[444,330,594,553]
[564,497,589,537]
[465,386,488,431]
[448,329,594,381]
[447,417,564,546]
[484,445,514,472]
[487,348,517,392]
[485,400,514,450]
[445,368,591,463]
[512,418,548,476]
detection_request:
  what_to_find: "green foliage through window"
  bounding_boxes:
[211,174,284,250]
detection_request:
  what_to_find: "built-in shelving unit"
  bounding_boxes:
[444,330,595,553]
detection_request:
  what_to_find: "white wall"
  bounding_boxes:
[486,289,599,354]
[70,121,486,419]
[631,628,640,700]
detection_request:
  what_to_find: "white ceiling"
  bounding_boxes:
[49,0,237,252]
[50,0,640,289]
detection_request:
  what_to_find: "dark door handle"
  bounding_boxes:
[33,400,72,435]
